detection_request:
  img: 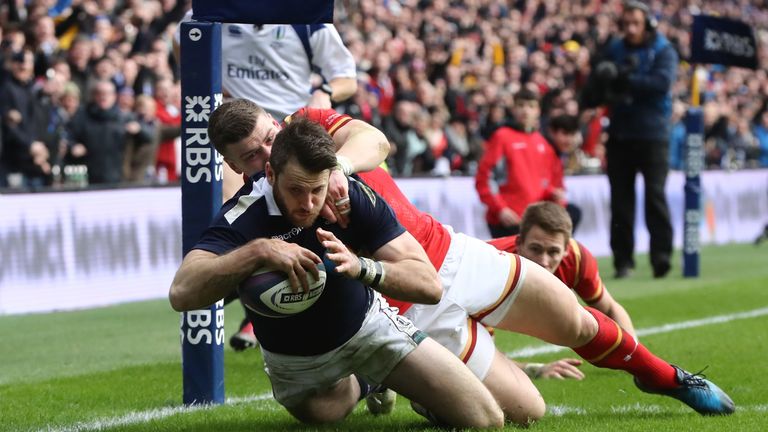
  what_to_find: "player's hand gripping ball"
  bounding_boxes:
[238,263,327,318]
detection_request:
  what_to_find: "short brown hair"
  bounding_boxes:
[207,98,266,155]
[520,202,572,245]
[269,117,337,175]
[514,88,540,105]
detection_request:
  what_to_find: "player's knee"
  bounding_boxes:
[556,306,598,347]
[289,406,351,424]
[574,307,599,345]
[511,398,546,427]
[473,400,505,429]
[287,397,355,424]
[499,391,545,427]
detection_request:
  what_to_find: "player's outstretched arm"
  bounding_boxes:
[169,239,321,311]
[512,358,585,380]
[332,119,390,174]
[318,228,442,304]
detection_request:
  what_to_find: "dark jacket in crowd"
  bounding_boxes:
[0,75,44,174]
[68,104,147,184]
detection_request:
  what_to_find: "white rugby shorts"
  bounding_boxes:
[404,227,528,379]
[261,292,424,408]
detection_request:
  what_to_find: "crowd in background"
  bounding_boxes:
[1,0,768,189]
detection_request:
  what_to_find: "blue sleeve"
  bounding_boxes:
[192,194,250,256]
[628,44,678,95]
[347,177,406,253]
[193,223,248,256]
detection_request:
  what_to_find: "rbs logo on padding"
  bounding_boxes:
[183,94,224,183]
[183,300,225,345]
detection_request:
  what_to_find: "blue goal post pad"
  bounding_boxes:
[192,0,334,24]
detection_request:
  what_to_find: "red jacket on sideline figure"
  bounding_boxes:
[475,126,564,225]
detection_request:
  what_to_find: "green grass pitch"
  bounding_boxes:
[1,242,767,431]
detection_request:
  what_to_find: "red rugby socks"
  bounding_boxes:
[573,307,678,389]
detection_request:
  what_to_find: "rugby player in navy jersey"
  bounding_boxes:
[169,115,503,428]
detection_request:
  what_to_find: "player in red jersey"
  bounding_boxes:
[488,201,635,336]
[213,100,735,422]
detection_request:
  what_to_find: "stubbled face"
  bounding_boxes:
[621,9,647,46]
[517,225,568,273]
[268,159,330,228]
[224,114,281,176]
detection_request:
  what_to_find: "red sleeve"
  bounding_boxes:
[286,107,353,136]
[536,138,564,204]
[571,241,604,303]
[474,129,510,216]
[548,146,567,205]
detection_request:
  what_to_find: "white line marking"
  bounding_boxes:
[506,306,768,359]
[40,393,274,432]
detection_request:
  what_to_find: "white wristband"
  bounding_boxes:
[336,155,354,176]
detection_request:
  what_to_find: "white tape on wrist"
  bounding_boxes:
[335,155,354,176]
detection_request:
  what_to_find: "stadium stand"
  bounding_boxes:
[1,0,767,189]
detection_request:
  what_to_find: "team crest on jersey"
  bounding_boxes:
[271,26,286,50]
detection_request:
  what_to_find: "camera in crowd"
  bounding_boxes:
[581,56,638,107]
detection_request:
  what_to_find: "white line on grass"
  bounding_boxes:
[506,306,768,359]
[40,393,274,432]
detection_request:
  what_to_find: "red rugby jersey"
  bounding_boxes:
[487,235,604,303]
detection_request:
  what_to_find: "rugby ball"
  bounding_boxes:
[238,263,327,318]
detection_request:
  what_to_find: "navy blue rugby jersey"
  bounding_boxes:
[194,172,405,355]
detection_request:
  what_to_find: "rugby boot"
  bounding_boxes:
[634,365,735,415]
[229,321,258,351]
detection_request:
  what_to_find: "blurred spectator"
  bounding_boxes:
[383,99,416,175]
[153,77,181,183]
[475,88,567,238]
[66,35,91,96]
[0,49,50,187]
[33,69,71,186]
[60,81,82,119]
[726,117,760,169]
[668,99,686,170]
[753,109,768,167]
[67,79,147,185]
[122,94,158,182]
[338,75,382,128]
[545,113,583,232]
[31,15,61,77]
